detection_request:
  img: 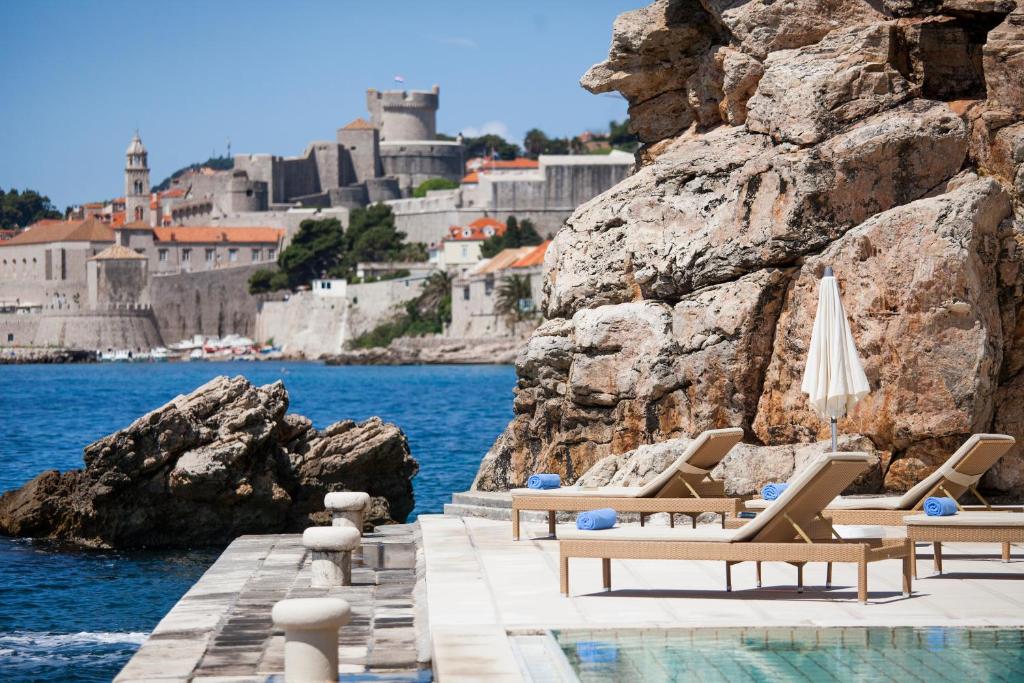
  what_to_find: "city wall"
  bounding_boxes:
[0,307,162,351]
[150,263,269,343]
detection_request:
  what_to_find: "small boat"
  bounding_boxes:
[189,349,204,361]
[150,347,169,362]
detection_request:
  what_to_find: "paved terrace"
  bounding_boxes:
[115,525,430,683]
[115,514,1024,682]
[421,514,1024,681]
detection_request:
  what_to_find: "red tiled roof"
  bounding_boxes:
[89,244,147,261]
[461,172,479,184]
[511,240,551,268]
[111,211,126,227]
[445,217,506,242]
[160,188,186,198]
[0,218,114,247]
[477,247,535,274]
[342,117,376,130]
[152,226,285,244]
[467,158,539,172]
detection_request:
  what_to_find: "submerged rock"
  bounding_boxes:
[0,376,418,548]
[474,0,1024,497]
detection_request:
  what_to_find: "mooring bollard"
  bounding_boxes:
[324,491,371,531]
[272,597,351,682]
[303,526,361,587]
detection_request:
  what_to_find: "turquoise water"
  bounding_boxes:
[557,627,1024,682]
[0,361,515,682]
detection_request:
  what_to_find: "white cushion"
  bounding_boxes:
[904,511,1024,527]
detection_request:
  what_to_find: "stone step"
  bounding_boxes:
[442,503,549,523]
[450,490,513,509]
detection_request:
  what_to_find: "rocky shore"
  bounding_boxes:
[0,375,419,548]
[474,0,1024,498]
[0,348,96,364]
[324,336,523,366]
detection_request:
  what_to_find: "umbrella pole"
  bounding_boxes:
[830,418,838,453]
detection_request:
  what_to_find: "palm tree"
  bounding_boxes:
[495,274,534,323]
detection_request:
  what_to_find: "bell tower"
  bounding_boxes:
[124,131,150,225]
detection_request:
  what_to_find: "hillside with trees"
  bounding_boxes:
[0,188,61,229]
[152,156,234,193]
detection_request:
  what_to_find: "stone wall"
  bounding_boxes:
[150,263,269,343]
[0,309,162,351]
[379,142,464,196]
[255,292,348,357]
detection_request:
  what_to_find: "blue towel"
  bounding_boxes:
[924,497,958,516]
[576,640,618,664]
[576,508,616,530]
[761,482,789,501]
[527,473,561,489]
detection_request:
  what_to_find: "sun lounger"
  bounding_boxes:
[558,452,912,603]
[744,434,1017,525]
[509,428,744,540]
[905,511,1023,575]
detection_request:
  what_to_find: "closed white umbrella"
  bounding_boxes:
[801,266,870,452]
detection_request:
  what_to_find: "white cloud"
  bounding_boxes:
[432,36,478,49]
[459,121,511,139]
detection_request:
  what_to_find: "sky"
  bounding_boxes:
[0,0,636,210]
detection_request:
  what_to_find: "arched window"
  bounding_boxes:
[135,206,144,221]
[134,180,143,194]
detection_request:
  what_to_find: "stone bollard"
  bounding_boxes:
[272,597,351,683]
[324,491,371,531]
[303,526,361,587]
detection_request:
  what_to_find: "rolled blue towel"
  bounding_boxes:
[924,497,958,516]
[527,473,561,489]
[576,640,618,664]
[761,482,789,501]
[576,508,617,530]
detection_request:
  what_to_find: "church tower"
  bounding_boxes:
[124,131,150,225]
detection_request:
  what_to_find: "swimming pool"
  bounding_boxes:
[554,627,1024,682]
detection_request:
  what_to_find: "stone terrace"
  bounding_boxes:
[115,525,430,683]
[116,515,1024,682]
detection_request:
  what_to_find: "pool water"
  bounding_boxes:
[555,627,1024,682]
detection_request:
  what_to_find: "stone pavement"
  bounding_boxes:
[115,525,431,683]
[420,514,1024,682]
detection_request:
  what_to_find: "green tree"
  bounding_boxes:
[0,187,61,228]
[479,216,544,258]
[608,118,639,152]
[459,134,520,160]
[247,268,275,294]
[413,178,460,197]
[495,274,535,323]
[277,217,345,288]
[523,129,549,158]
[350,270,454,348]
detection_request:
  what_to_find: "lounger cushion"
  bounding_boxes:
[509,486,645,498]
[904,511,1024,526]
[745,495,904,511]
[558,526,738,542]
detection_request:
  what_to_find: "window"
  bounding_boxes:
[461,245,468,258]
[228,248,238,263]
[484,274,495,296]
[463,286,470,301]
[158,249,168,262]
[252,248,261,262]
[182,249,191,263]
[6,333,12,342]
[321,281,331,290]
[134,206,143,221]
[205,249,215,264]
[268,248,276,261]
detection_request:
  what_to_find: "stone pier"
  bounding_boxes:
[115,525,429,682]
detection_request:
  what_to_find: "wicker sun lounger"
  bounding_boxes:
[509,428,744,541]
[905,511,1023,576]
[558,452,912,604]
[743,434,1017,525]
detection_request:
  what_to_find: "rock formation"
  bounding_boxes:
[474,0,1024,497]
[0,376,418,548]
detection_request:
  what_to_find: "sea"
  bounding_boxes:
[0,361,516,682]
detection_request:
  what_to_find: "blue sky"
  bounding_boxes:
[0,1,635,210]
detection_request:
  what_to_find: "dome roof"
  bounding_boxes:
[126,131,146,155]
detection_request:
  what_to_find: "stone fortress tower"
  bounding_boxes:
[124,132,150,225]
[367,85,439,141]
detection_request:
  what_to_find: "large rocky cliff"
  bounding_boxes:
[0,376,418,548]
[474,0,1024,497]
